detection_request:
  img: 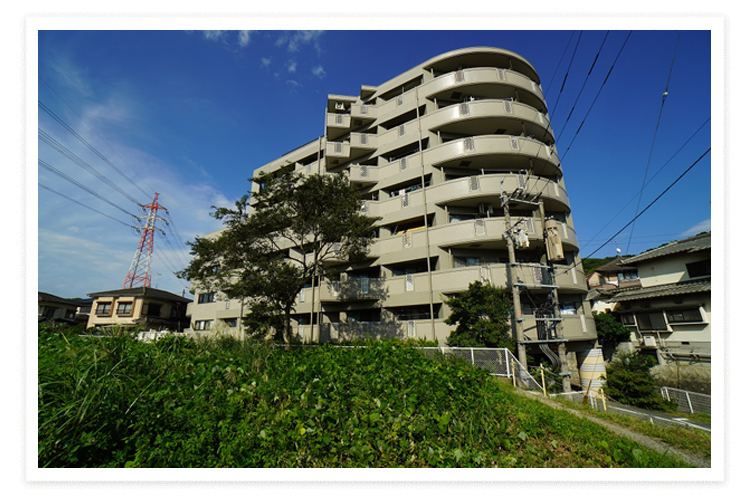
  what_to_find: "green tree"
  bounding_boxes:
[444,281,514,348]
[179,166,378,345]
[593,311,632,360]
[602,352,675,411]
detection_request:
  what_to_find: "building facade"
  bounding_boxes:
[187,47,596,365]
[87,287,191,332]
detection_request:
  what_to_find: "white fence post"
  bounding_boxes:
[686,392,694,414]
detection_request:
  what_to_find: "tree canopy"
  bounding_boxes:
[179,166,378,344]
[444,281,514,349]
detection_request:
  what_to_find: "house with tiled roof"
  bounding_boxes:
[606,232,711,365]
[38,292,80,324]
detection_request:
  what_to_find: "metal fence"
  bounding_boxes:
[660,386,711,415]
[417,347,543,392]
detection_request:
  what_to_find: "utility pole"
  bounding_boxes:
[501,191,527,369]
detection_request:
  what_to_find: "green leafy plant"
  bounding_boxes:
[593,311,632,360]
[444,281,514,349]
[602,352,677,411]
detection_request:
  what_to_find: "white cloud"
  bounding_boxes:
[260,57,271,68]
[286,60,297,73]
[286,80,301,88]
[202,30,227,42]
[312,65,326,78]
[238,30,255,47]
[681,219,711,237]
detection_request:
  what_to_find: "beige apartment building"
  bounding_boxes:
[187,47,597,366]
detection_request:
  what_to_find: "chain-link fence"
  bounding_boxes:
[660,386,711,415]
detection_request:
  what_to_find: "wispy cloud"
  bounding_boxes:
[286,80,301,89]
[260,57,271,69]
[238,30,256,47]
[286,60,297,73]
[681,219,711,237]
[202,30,228,42]
[312,65,326,78]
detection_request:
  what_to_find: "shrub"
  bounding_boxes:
[444,281,513,349]
[603,352,676,411]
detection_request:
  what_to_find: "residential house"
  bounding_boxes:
[606,232,711,365]
[87,286,191,332]
[38,292,80,324]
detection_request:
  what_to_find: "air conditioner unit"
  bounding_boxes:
[334,102,345,111]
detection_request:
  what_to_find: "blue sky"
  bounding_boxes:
[35,28,714,299]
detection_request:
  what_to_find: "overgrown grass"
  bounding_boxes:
[557,399,711,460]
[38,325,691,468]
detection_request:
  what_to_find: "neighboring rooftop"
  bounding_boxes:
[622,232,711,265]
[38,292,80,307]
[607,279,711,303]
[593,257,638,273]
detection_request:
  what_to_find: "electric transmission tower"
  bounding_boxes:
[123,192,167,289]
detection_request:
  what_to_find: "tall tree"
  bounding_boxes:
[179,166,378,344]
[444,281,514,349]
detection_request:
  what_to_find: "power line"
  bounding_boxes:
[544,31,576,93]
[39,183,138,229]
[39,159,139,218]
[38,100,152,199]
[578,116,709,252]
[556,31,610,142]
[39,78,158,196]
[549,31,583,120]
[625,30,682,254]
[555,147,710,278]
[559,31,633,163]
[39,128,143,207]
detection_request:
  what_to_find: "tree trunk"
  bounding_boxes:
[283,305,292,349]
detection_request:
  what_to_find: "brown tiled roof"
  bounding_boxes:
[38,292,80,307]
[594,257,638,273]
[607,279,710,302]
[622,232,711,265]
[88,286,192,303]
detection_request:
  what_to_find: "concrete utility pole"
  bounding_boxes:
[501,192,527,369]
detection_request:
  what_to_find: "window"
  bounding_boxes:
[194,320,214,331]
[223,318,238,328]
[64,309,76,319]
[686,259,710,278]
[621,313,636,326]
[666,308,703,324]
[198,292,216,304]
[635,312,668,332]
[116,302,133,315]
[40,306,56,318]
[144,303,162,316]
[95,302,112,315]
[560,303,577,315]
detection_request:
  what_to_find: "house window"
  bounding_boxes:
[223,318,238,328]
[64,309,76,319]
[635,312,668,332]
[666,308,703,324]
[198,292,216,304]
[144,303,162,316]
[40,306,56,318]
[116,302,133,315]
[621,313,636,326]
[95,302,112,315]
[194,320,214,331]
[686,259,710,278]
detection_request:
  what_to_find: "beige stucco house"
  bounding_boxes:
[87,286,191,331]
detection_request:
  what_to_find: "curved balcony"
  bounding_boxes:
[421,67,547,113]
[369,216,579,264]
[423,99,554,144]
[424,134,561,178]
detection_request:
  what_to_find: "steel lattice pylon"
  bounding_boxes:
[123,193,167,289]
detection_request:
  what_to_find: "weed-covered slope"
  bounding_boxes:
[38,329,689,467]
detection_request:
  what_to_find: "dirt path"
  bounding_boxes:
[524,392,711,468]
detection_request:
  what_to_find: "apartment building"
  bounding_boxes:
[187,47,596,365]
